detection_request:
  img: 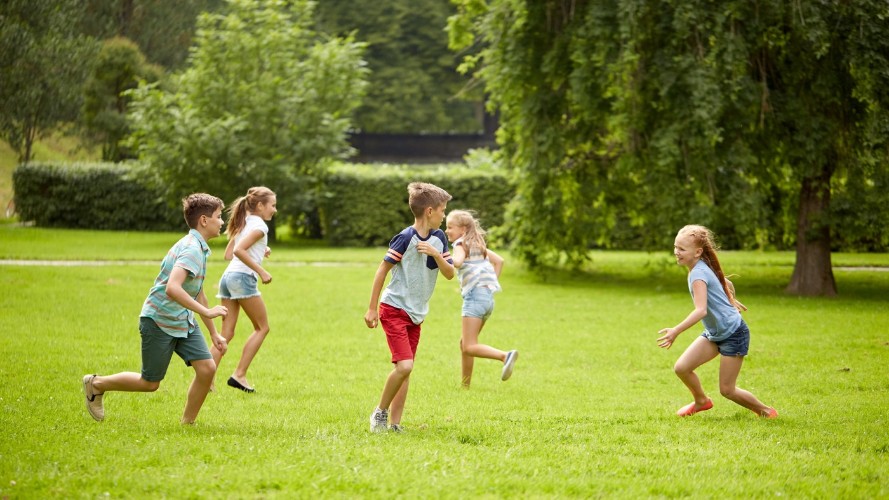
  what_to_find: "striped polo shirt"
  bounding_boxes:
[453,237,502,297]
[140,229,210,338]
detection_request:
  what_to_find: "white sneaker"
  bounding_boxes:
[389,423,404,433]
[369,407,389,433]
[82,374,104,421]
[501,350,519,381]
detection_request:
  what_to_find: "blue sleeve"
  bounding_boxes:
[384,231,412,264]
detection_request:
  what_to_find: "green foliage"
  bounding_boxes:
[0,0,99,162]
[125,0,369,215]
[78,0,226,69]
[315,0,480,133]
[318,161,512,246]
[81,37,162,162]
[449,1,889,275]
[12,162,180,230]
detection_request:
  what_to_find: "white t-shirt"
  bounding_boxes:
[224,215,268,278]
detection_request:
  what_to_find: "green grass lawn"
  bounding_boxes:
[1,228,887,498]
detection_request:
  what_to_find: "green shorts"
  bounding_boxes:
[139,317,212,382]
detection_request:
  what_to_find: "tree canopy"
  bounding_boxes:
[450,0,889,295]
[126,0,368,211]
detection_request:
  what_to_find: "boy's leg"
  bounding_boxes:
[378,359,413,411]
[232,296,270,387]
[182,359,216,424]
[718,356,773,415]
[388,375,410,425]
[92,373,160,393]
[673,336,719,406]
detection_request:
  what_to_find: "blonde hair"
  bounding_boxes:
[677,224,744,311]
[226,186,276,238]
[408,182,451,218]
[448,210,487,256]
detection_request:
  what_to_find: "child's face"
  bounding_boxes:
[258,195,277,221]
[205,208,225,238]
[673,233,702,269]
[428,203,447,229]
[444,217,465,243]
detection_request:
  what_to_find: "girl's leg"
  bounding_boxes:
[674,336,719,406]
[718,355,773,415]
[231,296,270,388]
[210,299,240,373]
[460,338,474,388]
[182,358,216,424]
[460,317,506,387]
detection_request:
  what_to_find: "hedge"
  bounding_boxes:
[317,163,514,246]
[13,162,181,231]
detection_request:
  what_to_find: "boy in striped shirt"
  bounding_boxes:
[82,193,229,424]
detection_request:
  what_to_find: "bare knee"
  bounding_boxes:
[394,360,413,377]
[673,362,691,377]
[144,380,161,392]
[719,384,736,399]
[192,360,217,381]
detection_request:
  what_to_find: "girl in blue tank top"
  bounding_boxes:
[657,225,777,419]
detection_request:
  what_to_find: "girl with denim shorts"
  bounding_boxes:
[210,186,277,393]
[657,224,778,418]
[444,210,518,388]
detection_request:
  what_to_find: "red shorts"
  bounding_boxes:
[380,303,421,363]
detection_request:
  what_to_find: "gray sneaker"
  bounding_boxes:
[369,407,388,433]
[389,423,404,433]
[501,350,519,381]
[82,374,104,421]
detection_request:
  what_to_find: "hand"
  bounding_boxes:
[259,271,272,284]
[205,305,228,319]
[264,247,271,258]
[657,328,678,349]
[364,309,379,329]
[211,333,228,354]
[415,241,438,256]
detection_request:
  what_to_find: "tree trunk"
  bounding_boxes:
[786,168,837,296]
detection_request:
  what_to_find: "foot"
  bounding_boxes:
[389,423,404,433]
[227,376,255,393]
[676,399,713,417]
[760,407,778,419]
[82,374,104,421]
[501,350,519,381]
[369,407,389,433]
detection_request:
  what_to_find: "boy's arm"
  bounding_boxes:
[486,249,504,277]
[365,261,394,328]
[166,267,228,319]
[196,288,228,353]
[417,241,455,280]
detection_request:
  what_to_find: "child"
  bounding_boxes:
[82,193,229,424]
[444,210,517,387]
[364,182,455,432]
[657,224,777,418]
[210,186,277,393]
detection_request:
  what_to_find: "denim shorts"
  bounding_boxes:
[217,272,260,300]
[461,287,495,321]
[139,317,211,382]
[702,320,750,357]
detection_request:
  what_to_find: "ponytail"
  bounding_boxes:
[680,225,744,312]
[225,186,275,238]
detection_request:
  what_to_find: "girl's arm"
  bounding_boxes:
[657,280,708,349]
[233,229,272,284]
[451,243,467,269]
[486,249,504,277]
[223,236,236,261]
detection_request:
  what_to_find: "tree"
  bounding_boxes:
[81,37,162,161]
[315,0,480,133]
[0,0,98,162]
[449,0,889,295]
[126,0,368,214]
[79,0,227,69]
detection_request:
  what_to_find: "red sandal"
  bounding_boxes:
[677,399,713,417]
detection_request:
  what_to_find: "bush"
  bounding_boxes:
[318,162,514,246]
[13,162,181,231]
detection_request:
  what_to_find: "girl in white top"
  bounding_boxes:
[445,210,518,388]
[211,186,277,393]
